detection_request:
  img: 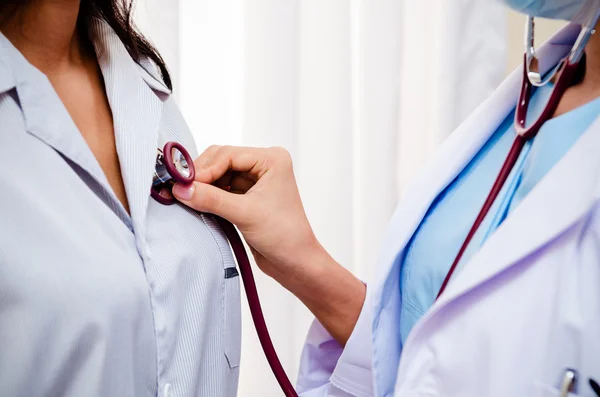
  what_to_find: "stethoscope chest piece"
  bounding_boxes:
[151,141,195,205]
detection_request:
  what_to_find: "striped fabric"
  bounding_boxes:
[0,19,240,397]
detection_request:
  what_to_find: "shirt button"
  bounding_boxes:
[163,383,173,397]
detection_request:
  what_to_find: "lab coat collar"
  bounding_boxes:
[425,23,596,311]
[372,22,583,341]
[399,111,600,364]
[434,115,600,306]
[427,23,598,309]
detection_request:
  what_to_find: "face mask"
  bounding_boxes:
[501,0,591,21]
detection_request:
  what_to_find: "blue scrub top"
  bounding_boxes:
[399,83,600,344]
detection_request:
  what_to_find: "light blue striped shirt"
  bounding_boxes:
[0,19,241,397]
[399,82,600,345]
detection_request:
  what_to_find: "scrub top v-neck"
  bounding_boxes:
[399,82,600,345]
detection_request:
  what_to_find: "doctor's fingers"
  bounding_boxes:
[193,145,221,171]
[194,145,262,183]
[227,174,256,194]
[213,170,258,193]
[173,181,255,226]
[194,145,291,184]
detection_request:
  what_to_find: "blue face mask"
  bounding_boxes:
[501,0,589,20]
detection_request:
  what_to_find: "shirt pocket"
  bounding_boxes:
[200,214,242,369]
[223,263,241,369]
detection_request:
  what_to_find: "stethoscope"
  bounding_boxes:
[436,9,600,299]
[150,10,600,397]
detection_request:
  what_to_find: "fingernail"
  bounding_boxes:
[172,183,195,201]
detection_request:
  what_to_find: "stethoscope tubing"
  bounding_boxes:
[436,7,600,298]
[153,143,299,397]
[215,216,298,397]
[436,53,583,300]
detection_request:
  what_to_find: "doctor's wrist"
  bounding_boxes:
[273,245,366,346]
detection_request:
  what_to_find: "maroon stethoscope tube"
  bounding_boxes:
[215,216,298,397]
[151,142,299,397]
[436,55,582,300]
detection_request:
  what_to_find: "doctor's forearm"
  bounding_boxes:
[271,246,366,346]
[176,146,366,344]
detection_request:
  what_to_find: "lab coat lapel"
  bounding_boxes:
[91,20,169,240]
[404,22,593,324]
[371,57,524,395]
[370,28,584,380]
[434,115,600,309]
[372,24,582,295]
[372,63,521,298]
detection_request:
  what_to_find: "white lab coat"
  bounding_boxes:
[297,23,600,397]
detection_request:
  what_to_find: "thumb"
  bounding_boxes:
[172,182,246,223]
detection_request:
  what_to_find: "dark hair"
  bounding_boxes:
[1,0,172,91]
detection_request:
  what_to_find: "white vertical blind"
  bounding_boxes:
[349,0,404,282]
[135,1,507,395]
[179,0,245,150]
[134,0,180,94]
[396,0,507,198]
[239,1,301,393]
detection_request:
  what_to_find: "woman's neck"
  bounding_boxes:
[0,1,85,75]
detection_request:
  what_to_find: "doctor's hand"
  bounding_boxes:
[173,145,365,345]
[174,145,316,279]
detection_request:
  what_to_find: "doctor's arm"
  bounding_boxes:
[173,145,374,395]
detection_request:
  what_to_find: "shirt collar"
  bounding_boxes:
[88,17,166,241]
[137,57,172,97]
[89,18,171,97]
[0,31,26,95]
[0,19,169,235]
[0,58,14,94]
